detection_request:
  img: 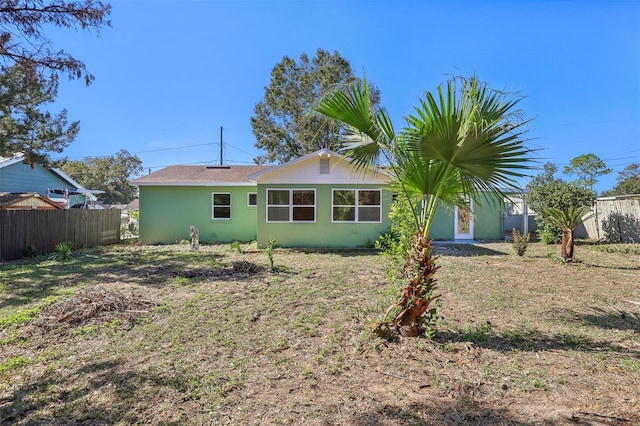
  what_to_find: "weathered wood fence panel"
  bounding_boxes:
[0,209,121,261]
[581,197,640,243]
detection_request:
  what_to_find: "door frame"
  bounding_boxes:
[454,200,474,240]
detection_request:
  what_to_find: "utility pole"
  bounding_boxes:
[220,126,223,166]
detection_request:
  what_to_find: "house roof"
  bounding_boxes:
[126,199,139,210]
[130,165,274,187]
[51,167,84,189]
[0,153,28,169]
[0,192,63,209]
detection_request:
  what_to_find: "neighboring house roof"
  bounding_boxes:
[51,167,84,189]
[0,192,63,210]
[0,154,26,169]
[126,199,139,210]
[131,165,273,187]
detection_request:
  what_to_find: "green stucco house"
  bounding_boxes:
[131,149,517,247]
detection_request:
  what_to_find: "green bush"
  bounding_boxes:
[537,229,557,245]
[54,241,73,261]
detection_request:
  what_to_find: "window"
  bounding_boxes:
[332,189,381,223]
[212,193,231,219]
[247,192,257,207]
[267,189,315,222]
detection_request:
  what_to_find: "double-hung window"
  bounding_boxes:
[212,193,231,220]
[247,192,257,207]
[267,189,315,222]
[332,189,381,223]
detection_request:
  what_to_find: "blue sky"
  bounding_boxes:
[49,0,640,194]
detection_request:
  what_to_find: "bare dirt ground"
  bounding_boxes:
[1,241,639,425]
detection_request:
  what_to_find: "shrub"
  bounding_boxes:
[537,228,557,245]
[54,241,73,261]
[22,245,37,258]
[512,228,530,256]
[265,238,277,271]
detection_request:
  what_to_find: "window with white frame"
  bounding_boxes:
[212,193,231,219]
[247,192,257,207]
[332,189,381,223]
[267,189,315,222]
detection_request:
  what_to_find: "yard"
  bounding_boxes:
[1,241,639,425]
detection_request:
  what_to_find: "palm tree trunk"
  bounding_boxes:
[561,229,574,261]
[373,230,441,339]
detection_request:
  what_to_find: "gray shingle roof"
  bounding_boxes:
[131,165,273,186]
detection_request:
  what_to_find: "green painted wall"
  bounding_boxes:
[256,184,393,248]
[427,198,505,240]
[139,186,258,244]
[427,205,455,240]
[473,198,504,240]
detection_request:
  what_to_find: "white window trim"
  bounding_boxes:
[266,188,316,223]
[331,188,382,223]
[247,192,257,207]
[212,192,232,220]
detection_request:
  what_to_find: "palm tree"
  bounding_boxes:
[542,206,589,261]
[314,76,533,338]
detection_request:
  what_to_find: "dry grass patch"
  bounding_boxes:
[0,241,638,425]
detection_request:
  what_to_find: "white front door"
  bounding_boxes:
[454,201,474,240]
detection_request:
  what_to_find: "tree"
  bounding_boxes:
[0,63,79,164]
[601,163,640,196]
[543,205,589,261]
[0,0,111,85]
[563,153,611,192]
[251,48,380,164]
[314,76,533,339]
[527,162,596,242]
[56,149,142,204]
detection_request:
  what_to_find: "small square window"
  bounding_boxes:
[212,193,231,220]
[248,193,257,206]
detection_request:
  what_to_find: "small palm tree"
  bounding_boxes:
[542,206,590,261]
[314,76,533,338]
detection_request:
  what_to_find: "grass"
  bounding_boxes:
[0,241,639,425]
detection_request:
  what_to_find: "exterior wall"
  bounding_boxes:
[472,198,504,240]
[0,161,71,195]
[256,183,393,248]
[427,198,504,240]
[427,206,455,240]
[139,185,258,244]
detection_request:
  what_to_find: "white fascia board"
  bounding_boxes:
[0,154,26,169]
[132,182,258,187]
[51,168,85,189]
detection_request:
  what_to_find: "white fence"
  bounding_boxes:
[581,196,640,243]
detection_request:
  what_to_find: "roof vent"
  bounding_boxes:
[206,166,231,169]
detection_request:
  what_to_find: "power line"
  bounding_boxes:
[538,118,638,128]
[134,143,215,155]
[65,142,217,159]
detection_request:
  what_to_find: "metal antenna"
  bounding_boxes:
[220,126,223,165]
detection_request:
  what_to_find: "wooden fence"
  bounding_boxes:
[581,196,640,243]
[0,209,121,261]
